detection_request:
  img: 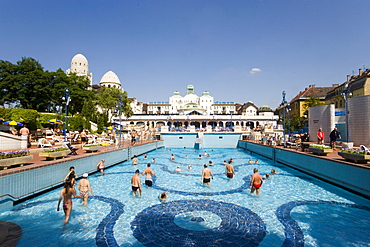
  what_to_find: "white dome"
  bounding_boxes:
[71,54,88,67]
[69,54,89,76]
[100,71,121,89]
[100,71,120,84]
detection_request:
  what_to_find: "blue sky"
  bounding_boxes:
[1,0,370,109]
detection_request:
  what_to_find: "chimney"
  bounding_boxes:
[332,84,339,87]
[347,75,350,82]
[359,68,363,76]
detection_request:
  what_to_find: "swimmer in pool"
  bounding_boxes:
[57,180,81,224]
[250,168,263,195]
[131,169,142,197]
[201,164,214,187]
[225,160,235,179]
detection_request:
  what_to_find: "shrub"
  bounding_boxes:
[309,144,331,149]
[42,147,68,153]
[0,150,30,159]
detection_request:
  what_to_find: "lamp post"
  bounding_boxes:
[287,103,291,138]
[63,88,70,142]
[282,91,287,148]
[119,93,123,147]
[342,82,351,142]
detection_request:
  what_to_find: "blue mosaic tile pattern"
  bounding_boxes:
[131,199,266,246]
[13,196,125,247]
[94,196,125,247]
[276,200,370,247]
[159,162,246,176]
[151,175,251,196]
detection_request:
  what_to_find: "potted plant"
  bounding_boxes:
[82,144,102,153]
[39,147,69,160]
[338,148,370,164]
[308,144,333,156]
[0,150,33,169]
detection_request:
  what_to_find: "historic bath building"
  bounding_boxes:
[66,54,279,131]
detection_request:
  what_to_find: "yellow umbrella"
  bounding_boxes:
[3,120,23,126]
[48,119,64,124]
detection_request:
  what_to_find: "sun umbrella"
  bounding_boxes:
[3,120,23,126]
[106,126,117,130]
[48,119,64,125]
[111,122,120,125]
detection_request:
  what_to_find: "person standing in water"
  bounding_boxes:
[131,169,142,197]
[78,173,94,206]
[226,160,235,179]
[250,168,263,196]
[57,180,81,224]
[97,159,105,175]
[143,163,155,187]
[201,164,214,187]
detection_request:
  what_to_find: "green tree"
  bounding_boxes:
[302,96,325,116]
[0,57,52,111]
[96,87,132,122]
[65,73,96,115]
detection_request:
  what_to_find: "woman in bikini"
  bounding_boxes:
[78,173,94,205]
[57,180,80,224]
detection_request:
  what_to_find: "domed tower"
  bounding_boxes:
[66,54,93,86]
[100,71,122,90]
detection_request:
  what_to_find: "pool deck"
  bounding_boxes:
[0,140,157,177]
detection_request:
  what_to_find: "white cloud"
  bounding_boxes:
[249,68,261,74]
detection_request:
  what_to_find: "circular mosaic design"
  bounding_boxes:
[131,199,266,246]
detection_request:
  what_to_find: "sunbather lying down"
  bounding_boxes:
[360,145,370,154]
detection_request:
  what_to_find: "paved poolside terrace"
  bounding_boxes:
[1,138,370,246]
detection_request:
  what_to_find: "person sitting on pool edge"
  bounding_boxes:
[131,169,142,198]
[250,168,263,196]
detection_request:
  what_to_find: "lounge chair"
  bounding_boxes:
[38,138,52,148]
[62,142,78,155]
[360,145,370,154]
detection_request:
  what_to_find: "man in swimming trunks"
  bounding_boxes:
[201,164,214,187]
[142,163,155,187]
[226,160,235,179]
[131,169,142,197]
[78,173,94,205]
[250,168,263,195]
[97,159,105,175]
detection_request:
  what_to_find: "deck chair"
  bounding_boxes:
[38,138,52,148]
[62,142,79,155]
[71,133,80,144]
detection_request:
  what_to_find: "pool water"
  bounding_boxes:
[2,148,370,246]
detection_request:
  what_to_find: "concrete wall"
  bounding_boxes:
[161,133,198,148]
[0,132,28,151]
[0,141,164,212]
[348,95,370,146]
[162,133,241,148]
[238,141,370,199]
[308,104,335,143]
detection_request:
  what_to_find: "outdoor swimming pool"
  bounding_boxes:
[2,148,370,246]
